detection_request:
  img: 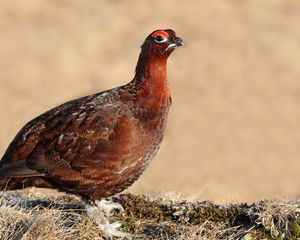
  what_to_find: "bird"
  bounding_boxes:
[0,29,183,236]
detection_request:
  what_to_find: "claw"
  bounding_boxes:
[95,198,124,216]
[84,199,129,238]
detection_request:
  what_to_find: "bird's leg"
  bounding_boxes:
[81,197,129,238]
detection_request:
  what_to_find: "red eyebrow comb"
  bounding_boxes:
[151,30,169,38]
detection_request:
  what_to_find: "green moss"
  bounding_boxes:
[241,233,253,240]
[191,202,238,224]
[115,194,165,220]
[111,194,300,239]
[290,219,300,239]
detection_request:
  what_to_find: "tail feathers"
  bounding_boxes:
[0,161,55,191]
[0,176,55,191]
[0,159,45,178]
[0,159,45,191]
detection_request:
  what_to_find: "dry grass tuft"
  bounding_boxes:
[0,204,79,240]
[0,189,299,239]
[0,190,103,240]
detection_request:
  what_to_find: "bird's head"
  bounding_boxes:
[141,29,184,58]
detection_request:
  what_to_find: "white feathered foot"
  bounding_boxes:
[84,198,129,239]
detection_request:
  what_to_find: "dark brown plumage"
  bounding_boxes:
[0,29,183,202]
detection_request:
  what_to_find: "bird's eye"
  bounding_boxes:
[154,35,167,43]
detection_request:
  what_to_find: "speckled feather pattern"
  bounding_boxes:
[0,29,182,202]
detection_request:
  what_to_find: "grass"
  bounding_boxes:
[0,189,299,239]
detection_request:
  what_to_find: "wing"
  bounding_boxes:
[0,92,145,183]
[26,101,130,174]
[0,93,120,175]
[0,94,92,165]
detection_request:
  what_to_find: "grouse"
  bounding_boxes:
[0,30,183,234]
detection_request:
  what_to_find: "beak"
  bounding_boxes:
[164,36,184,53]
[174,36,184,47]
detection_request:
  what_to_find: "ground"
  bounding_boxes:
[0,188,299,240]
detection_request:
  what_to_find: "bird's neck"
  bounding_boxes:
[132,52,171,104]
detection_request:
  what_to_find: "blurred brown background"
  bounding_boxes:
[0,0,300,203]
